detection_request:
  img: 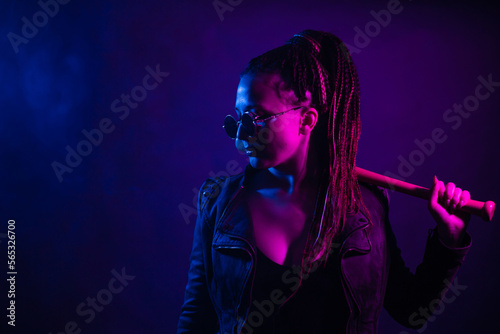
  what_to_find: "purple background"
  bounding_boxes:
[1,0,499,333]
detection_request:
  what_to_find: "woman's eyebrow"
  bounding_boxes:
[235,106,273,119]
[244,106,272,115]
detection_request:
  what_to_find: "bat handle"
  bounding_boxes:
[355,167,496,222]
[463,200,496,222]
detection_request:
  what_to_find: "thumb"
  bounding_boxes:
[428,175,445,215]
[429,175,439,205]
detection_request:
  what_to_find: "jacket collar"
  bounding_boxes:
[213,164,371,254]
[213,164,255,251]
[339,209,371,255]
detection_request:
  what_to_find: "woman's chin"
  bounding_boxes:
[248,156,274,170]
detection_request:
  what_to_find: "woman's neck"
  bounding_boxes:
[266,147,320,196]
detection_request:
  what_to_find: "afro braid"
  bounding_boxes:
[240,29,370,275]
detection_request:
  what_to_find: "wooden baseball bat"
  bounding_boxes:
[355,167,496,222]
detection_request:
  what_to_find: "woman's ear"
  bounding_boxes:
[300,107,318,135]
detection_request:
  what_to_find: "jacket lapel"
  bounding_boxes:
[213,190,255,252]
[339,209,372,256]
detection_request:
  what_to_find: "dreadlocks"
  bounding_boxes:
[240,29,370,273]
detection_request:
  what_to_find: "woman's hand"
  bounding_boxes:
[428,176,471,248]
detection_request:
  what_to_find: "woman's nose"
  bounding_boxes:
[235,123,249,151]
[236,122,251,140]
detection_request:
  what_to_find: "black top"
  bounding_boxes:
[246,247,350,333]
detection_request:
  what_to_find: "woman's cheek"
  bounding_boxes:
[269,117,294,135]
[269,118,286,134]
[256,127,275,146]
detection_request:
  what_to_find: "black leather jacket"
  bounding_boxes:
[177,165,471,334]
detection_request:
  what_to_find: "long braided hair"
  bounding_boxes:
[240,30,370,272]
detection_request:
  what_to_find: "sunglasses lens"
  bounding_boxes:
[224,114,256,139]
[241,113,255,137]
[224,115,238,138]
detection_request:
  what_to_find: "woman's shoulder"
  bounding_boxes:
[198,170,246,211]
[358,182,390,214]
[199,163,258,201]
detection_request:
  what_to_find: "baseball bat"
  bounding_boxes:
[355,167,496,222]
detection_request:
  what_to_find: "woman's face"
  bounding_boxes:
[234,72,311,171]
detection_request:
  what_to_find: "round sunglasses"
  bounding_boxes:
[223,106,305,139]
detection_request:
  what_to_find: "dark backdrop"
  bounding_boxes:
[1,0,499,333]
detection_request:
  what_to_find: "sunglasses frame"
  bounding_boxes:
[223,106,305,139]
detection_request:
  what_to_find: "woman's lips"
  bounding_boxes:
[245,147,257,157]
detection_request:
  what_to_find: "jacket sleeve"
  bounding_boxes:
[177,179,220,333]
[381,189,471,329]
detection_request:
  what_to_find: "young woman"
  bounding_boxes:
[177,30,472,334]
